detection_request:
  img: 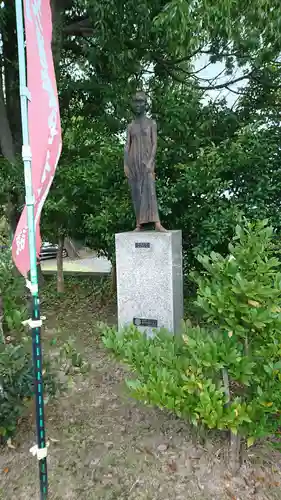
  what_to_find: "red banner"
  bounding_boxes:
[12,0,62,276]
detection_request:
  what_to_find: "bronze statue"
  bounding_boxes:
[124,91,166,232]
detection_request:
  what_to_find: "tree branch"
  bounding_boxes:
[191,61,214,75]
[198,73,252,90]
[156,46,205,67]
[64,18,94,36]
[225,85,246,95]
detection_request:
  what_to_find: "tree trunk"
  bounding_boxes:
[64,237,80,259]
[111,263,117,294]
[229,432,241,474]
[222,368,242,473]
[57,234,65,293]
[37,259,45,288]
[2,2,22,154]
[26,258,45,290]
[0,68,16,163]
[51,0,68,78]
[1,5,22,234]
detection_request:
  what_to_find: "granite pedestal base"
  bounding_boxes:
[115,230,183,336]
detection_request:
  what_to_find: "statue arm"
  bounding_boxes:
[124,125,131,167]
[148,121,157,172]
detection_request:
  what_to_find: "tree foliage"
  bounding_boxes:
[1,0,281,272]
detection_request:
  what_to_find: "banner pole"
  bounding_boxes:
[15,0,48,498]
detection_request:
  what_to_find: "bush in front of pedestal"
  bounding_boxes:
[102,219,281,463]
[102,323,257,432]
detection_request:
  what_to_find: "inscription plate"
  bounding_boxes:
[135,242,150,249]
[133,318,158,328]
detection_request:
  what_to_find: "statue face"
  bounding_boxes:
[132,95,146,116]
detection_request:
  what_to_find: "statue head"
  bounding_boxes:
[132,91,147,117]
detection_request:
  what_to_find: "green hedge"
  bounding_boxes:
[102,220,281,447]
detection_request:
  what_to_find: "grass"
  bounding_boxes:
[0,277,281,499]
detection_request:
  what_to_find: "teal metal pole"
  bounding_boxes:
[15,0,48,498]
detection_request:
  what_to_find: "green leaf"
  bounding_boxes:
[247,436,255,448]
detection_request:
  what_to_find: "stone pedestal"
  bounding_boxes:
[115,230,183,336]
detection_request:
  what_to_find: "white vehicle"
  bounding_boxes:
[39,242,68,261]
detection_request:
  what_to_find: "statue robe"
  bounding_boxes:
[126,118,160,224]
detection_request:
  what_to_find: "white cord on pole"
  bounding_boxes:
[22,317,46,329]
[26,280,38,294]
[22,144,32,161]
[20,85,32,101]
[30,443,49,460]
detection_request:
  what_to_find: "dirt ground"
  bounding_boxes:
[1,278,281,500]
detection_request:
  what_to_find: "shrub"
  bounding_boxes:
[0,336,89,441]
[0,343,33,439]
[194,219,281,443]
[102,324,256,431]
[0,341,61,441]
[0,246,27,339]
[0,223,89,440]
[102,220,281,468]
